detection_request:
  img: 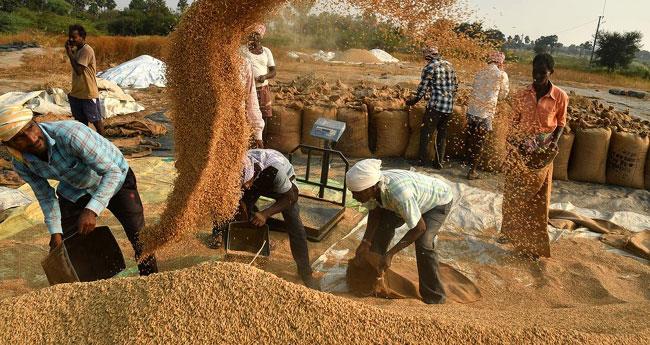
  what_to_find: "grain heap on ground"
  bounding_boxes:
[335,49,382,64]
[0,261,646,344]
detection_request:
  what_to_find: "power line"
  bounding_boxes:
[553,19,598,35]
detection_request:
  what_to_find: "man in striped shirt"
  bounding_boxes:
[0,106,157,276]
[346,159,454,304]
[406,46,458,170]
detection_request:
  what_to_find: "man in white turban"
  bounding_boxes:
[0,105,157,276]
[346,159,454,304]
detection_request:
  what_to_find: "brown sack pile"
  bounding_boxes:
[569,127,611,184]
[552,128,575,181]
[336,104,372,158]
[104,115,168,137]
[404,106,435,160]
[373,110,409,157]
[606,131,649,189]
[266,105,302,154]
[646,150,650,190]
[301,103,337,151]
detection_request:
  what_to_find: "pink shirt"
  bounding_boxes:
[516,83,568,134]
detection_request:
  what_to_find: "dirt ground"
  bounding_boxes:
[0,49,649,339]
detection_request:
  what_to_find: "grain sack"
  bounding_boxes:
[266,106,302,153]
[552,130,575,181]
[301,103,337,151]
[569,127,611,184]
[478,103,513,172]
[405,106,435,160]
[367,98,406,151]
[445,105,468,159]
[336,105,372,158]
[373,110,409,157]
[366,98,406,115]
[606,131,649,189]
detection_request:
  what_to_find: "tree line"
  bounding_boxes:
[0,0,187,35]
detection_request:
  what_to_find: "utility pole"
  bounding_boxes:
[589,16,603,65]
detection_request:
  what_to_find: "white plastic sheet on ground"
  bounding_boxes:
[0,187,31,213]
[0,79,144,119]
[370,49,399,63]
[287,50,336,62]
[313,175,650,293]
[97,55,167,89]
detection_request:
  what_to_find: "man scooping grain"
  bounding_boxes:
[0,106,157,276]
[346,159,454,304]
[406,46,458,170]
[211,149,317,289]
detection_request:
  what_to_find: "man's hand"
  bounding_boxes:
[49,233,63,252]
[255,140,264,149]
[255,75,266,83]
[78,209,97,235]
[65,41,73,57]
[405,98,417,107]
[251,211,269,227]
[378,253,394,272]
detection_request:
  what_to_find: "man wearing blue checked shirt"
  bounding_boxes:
[0,106,157,276]
[406,46,458,170]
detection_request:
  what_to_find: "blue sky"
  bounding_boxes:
[113,0,649,48]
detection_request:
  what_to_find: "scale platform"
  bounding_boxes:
[259,117,350,242]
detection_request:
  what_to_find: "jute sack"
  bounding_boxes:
[568,127,611,184]
[552,130,575,181]
[373,110,409,157]
[266,106,302,154]
[445,105,468,159]
[478,102,513,172]
[336,105,372,158]
[301,103,337,151]
[606,131,649,189]
[366,98,406,151]
[404,106,435,160]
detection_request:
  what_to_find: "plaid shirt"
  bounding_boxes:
[11,121,129,235]
[412,57,458,114]
[375,170,453,229]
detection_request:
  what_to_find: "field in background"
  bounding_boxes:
[507,50,650,90]
[2,32,650,91]
[0,32,168,69]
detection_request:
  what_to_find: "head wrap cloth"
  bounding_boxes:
[488,51,506,64]
[346,159,383,192]
[253,23,266,38]
[0,106,33,142]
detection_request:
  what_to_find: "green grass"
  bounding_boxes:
[507,49,650,81]
[0,8,102,35]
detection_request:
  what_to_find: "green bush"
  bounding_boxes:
[45,0,72,16]
[0,10,34,33]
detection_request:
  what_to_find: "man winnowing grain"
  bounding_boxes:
[346,159,454,304]
[0,106,157,276]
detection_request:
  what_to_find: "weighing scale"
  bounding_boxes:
[266,118,350,242]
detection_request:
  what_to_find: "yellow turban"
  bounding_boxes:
[0,105,33,142]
